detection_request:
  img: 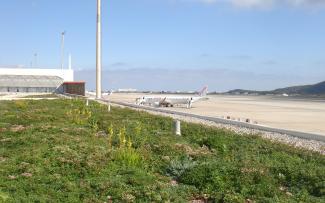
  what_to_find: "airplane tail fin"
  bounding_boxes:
[198,86,208,97]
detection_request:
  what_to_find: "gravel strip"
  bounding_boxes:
[111,103,325,155]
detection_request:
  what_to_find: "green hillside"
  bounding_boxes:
[226,81,325,96]
[273,81,325,95]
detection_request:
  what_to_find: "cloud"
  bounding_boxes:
[230,0,274,8]
[184,0,325,9]
[229,55,252,60]
[199,53,210,57]
[109,62,128,68]
[262,59,277,65]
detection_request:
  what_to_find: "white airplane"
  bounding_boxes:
[86,91,112,97]
[136,86,208,108]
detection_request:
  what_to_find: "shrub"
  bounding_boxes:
[118,126,127,148]
[14,100,28,109]
[112,148,142,168]
[65,106,92,126]
[180,162,217,190]
[166,155,197,180]
[88,117,99,131]
[107,123,114,149]
[223,192,245,203]
[132,121,148,148]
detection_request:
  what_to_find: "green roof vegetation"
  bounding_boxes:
[0,99,324,202]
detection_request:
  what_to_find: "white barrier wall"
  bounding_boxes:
[0,68,74,82]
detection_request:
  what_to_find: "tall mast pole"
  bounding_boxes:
[61,31,65,70]
[96,0,102,99]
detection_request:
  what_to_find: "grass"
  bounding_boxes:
[21,93,58,98]
[0,99,324,202]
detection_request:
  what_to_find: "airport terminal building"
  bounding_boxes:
[0,68,85,95]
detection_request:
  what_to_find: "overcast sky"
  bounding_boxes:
[0,0,325,91]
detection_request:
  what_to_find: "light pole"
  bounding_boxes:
[61,31,66,70]
[34,53,38,68]
[96,0,102,99]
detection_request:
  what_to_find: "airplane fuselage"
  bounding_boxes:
[136,95,204,108]
[136,86,208,108]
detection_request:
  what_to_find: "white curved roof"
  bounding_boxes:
[0,75,63,88]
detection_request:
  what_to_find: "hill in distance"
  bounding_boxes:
[225,81,325,96]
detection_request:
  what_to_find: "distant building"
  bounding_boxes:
[59,82,86,96]
[0,68,84,95]
[117,88,137,93]
[0,74,64,93]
